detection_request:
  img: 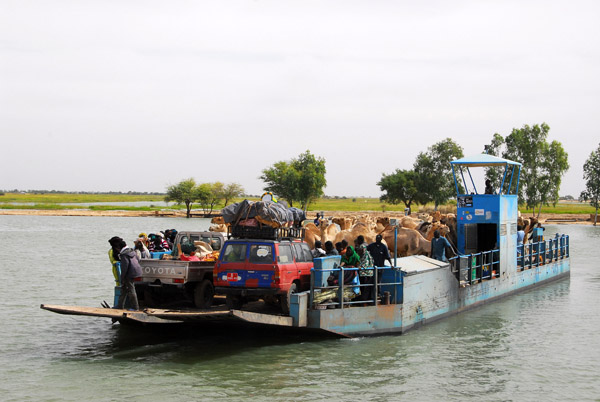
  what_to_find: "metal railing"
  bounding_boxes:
[449,249,500,285]
[517,234,569,271]
[309,266,403,310]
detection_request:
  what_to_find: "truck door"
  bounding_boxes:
[246,243,275,288]
[218,242,248,287]
[292,242,313,290]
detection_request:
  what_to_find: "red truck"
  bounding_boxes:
[213,228,313,313]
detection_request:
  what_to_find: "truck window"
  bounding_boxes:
[301,243,313,261]
[210,237,222,251]
[293,243,308,263]
[278,244,293,264]
[222,243,247,263]
[201,236,222,251]
[249,244,273,264]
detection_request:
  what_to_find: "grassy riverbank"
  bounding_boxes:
[0,192,595,215]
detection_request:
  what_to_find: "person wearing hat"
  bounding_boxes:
[138,232,149,247]
[114,238,142,310]
[108,236,123,286]
[134,238,150,259]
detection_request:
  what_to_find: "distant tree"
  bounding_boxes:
[260,161,299,206]
[580,143,600,225]
[413,138,464,209]
[260,150,326,210]
[484,123,569,217]
[221,183,245,206]
[196,182,224,215]
[378,169,421,214]
[165,178,201,218]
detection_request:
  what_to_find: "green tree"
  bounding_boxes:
[197,182,224,215]
[413,138,464,209]
[260,150,327,210]
[580,143,600,225]
[221,182,245,206]
[484,123,569,217]
[260,161,299,206]
[378,169,421,213]
[165,178,201,218]
[290,151,327,210]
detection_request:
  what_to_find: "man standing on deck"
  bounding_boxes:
[115,239,142,310]
[430,230,454,262]
[108,236,123,286]
[367,235,393,268]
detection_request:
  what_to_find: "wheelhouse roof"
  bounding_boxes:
[451,154,521,167]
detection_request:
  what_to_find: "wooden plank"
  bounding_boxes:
[40,304,181,324]
[231,310,293,326]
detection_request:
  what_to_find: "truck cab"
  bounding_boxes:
[213,236,313,313]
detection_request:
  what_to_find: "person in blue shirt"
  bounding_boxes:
[430,230,454,262]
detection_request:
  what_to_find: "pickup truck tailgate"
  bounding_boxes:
[140,260,214,284]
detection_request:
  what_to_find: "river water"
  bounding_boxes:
[0,216,599,401]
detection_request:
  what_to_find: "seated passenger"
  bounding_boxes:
[484,179,494,195]
[341,245,360,268]
[325,241,339,256]
[313,260,360,305]
[340,239,349,256]
[311,240,326,258]
[179,243,200,261]
[134,238,150,259]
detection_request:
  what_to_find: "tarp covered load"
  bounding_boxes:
[221,200,304,228]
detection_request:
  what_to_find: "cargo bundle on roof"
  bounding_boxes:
[221,200,306,240]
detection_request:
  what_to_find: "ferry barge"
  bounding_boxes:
[42,155,570,337]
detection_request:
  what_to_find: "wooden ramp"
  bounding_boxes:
[40,304,182,324]
[145,308,293,326]
[40,304,293,327]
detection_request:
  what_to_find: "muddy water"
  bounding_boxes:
[1,216,599,401]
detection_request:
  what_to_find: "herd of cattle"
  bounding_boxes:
[209,211,540,258]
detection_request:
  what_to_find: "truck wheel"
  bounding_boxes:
[194,280,214,309]
[226,294,243,310]
[280,282,298,315]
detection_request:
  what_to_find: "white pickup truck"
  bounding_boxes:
[135,231,226,309]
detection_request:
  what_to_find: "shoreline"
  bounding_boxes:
[0,208,595,225]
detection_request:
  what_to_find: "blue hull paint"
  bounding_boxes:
[305,257,570,337]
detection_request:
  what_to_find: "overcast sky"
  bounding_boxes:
[1,0,598,197]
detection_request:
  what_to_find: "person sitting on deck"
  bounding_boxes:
[313,247,361,306]
[134,238,150,259]
[430,230,454,262]
[340,239,349,256]
[311,240,326,258]
[325,241,339,256]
